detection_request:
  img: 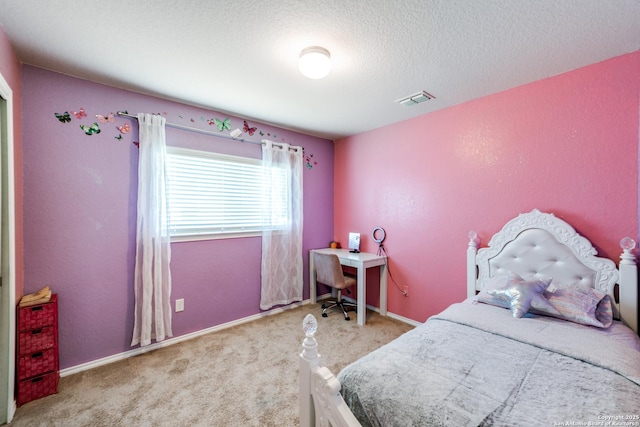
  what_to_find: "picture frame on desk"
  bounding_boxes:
[348,232,360,253]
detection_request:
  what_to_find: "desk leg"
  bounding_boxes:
[357,265,366,326]
[379,264,388,317]
[309,252,316,305]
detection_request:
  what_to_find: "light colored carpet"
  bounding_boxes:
[9,303,413,426]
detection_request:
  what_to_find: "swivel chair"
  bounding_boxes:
[312,252,357,321]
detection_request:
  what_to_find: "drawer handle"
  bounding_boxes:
[31,352,43,359]
[31,329,43,335]
[31,306,43,312]
[31,377,43,384]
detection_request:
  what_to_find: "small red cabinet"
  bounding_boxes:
[16,294,59,406]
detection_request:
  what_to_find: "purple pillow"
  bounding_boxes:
[533,284,613,328]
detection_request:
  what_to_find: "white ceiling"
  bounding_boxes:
[1,0,639,140]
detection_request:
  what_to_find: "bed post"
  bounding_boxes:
[467,231,479,298]
[300,314,320,427]
[618,239,638,334]
[299,314,362,427]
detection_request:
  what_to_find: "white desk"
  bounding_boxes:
[309,248,388,325]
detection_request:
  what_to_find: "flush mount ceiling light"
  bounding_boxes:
[396,90,435,106]
[298,46,332,79]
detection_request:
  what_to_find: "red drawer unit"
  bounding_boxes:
[16,372,59,407]
[17,348,57,381]
[16,294,59,406]
[17,297,57,331]
[18,326,56,356]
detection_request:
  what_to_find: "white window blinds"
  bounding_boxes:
[166,146,287,239]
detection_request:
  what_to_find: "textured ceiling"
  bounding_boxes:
[1,0,639,140]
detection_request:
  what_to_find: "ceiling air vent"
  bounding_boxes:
[395,90,435,106]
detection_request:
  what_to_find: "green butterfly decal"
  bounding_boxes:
[214,117,231,132]
[80,122,101,135]
[55,112,71,123]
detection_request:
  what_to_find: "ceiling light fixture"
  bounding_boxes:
[298,46,332,79]
[396,90,435,106]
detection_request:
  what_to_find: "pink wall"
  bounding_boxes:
[21,66,334,369]
[334,51,640,323]
[0,26,24,301]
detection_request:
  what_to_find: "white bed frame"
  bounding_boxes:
[466,209,638,333]
[299,209,638,427]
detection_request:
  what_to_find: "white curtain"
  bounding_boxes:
[260,140,304,310]
[131,113,173,347]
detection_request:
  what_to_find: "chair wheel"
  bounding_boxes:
[322,313,328,317]
[321,303,326,309]
[345,316,350,321]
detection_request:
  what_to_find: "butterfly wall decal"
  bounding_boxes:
[305,153,318,169]
[55,112,71,123]
[214,118,231,131]
[117,123,131,134]
[73,108,87,119]
[96,113,114,123]
[243,120,257,136]
[80,122,101,135]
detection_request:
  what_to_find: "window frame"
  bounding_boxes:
[165,146,287,242]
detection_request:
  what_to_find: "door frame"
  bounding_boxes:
[0,71,17,423]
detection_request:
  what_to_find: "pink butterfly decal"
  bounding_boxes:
[117,123,131,134]
[304,152,318,169]
[96,113,114,123]
[73,108,87,119]
[243,120,257,136]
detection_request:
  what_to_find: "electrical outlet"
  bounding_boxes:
[402,286,409,297]
[175,298,184,312]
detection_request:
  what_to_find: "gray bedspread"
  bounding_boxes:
[337,299,640,427]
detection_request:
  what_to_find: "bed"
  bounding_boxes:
[299,209,640,427]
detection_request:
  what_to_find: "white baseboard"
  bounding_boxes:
[60,300,309,377]
[60,298,419,377]
[385,311,422,327]
[340,296,422,327]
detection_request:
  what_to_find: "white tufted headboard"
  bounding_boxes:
[467,209,638,334]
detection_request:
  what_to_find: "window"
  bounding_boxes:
[165,146,289,240]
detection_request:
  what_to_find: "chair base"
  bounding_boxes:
[321,299,357,321]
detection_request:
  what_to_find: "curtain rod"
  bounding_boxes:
[117,111,261,145]
[117,112,301,152]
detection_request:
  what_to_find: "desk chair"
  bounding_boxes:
[312,252,357,321]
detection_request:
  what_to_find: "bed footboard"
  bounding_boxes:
[299,314,361,427]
